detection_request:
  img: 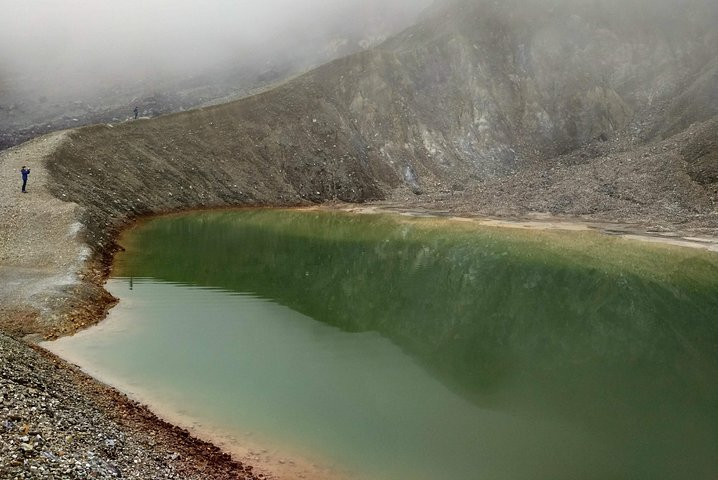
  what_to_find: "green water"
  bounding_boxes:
[49,209,718,479]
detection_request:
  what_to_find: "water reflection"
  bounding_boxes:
[105,209,718,479]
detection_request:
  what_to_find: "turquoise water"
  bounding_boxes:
[47,209,718,479]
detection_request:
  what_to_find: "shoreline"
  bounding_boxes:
[319,203,718,252]
[2,132,717,480]
[42,346,353,480]
[37,205,718,480]
[41,301,354,480]
[0,134,266,479]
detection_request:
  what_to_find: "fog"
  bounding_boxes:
[1,0,713,136]
[0,0,432,101]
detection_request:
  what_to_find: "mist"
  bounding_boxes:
[0,0,432,102]
[2,0,713,145]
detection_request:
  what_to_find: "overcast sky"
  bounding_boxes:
[0,0,431,100]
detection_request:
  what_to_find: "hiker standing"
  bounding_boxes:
[134,106,139,119]
[20,166,30,193]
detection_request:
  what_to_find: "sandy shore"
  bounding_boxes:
[320,203,718,252]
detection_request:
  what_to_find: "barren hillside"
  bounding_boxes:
[44,0,718,252]
[1,1,717,478]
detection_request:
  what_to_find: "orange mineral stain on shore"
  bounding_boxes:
[42,315,354,480]
[40,310,354,480]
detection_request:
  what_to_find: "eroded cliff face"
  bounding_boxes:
[45,0,718,252]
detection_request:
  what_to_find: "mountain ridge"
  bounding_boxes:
[40,0,717,248]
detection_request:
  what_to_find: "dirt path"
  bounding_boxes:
[0,131,96,336]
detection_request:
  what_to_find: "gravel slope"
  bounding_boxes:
[0,136,264,479]
[0,131,107,339]
[0,333,259,480]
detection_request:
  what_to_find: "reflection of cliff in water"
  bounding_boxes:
[116,210,718,457]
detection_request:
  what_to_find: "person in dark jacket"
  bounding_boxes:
[20,166,30,193]
[134,106,139,119]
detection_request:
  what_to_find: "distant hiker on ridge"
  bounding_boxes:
[20,166,30,193]
[134,106,139,119]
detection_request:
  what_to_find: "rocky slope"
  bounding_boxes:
[0,134,271,479]
[0,332,261,480]
[1,0,717,478]
[45,0,718,253]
